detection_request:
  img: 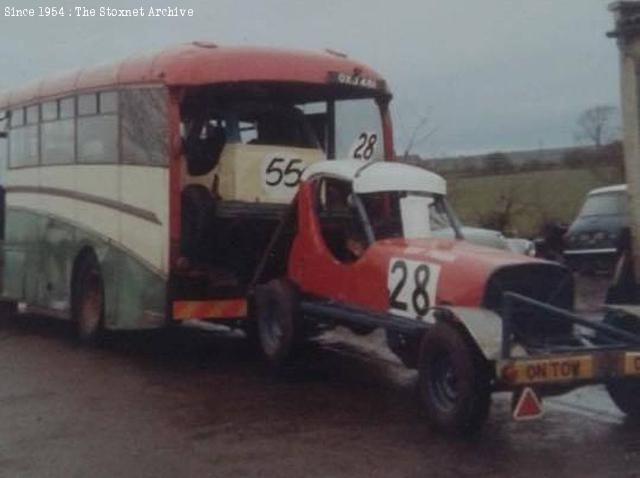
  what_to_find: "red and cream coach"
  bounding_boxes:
[0,42,392,337]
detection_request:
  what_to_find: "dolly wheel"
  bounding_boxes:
[604,311,640,418]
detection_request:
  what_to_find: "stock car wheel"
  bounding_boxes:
[604,311,640,418]
[418,322,491,435]
[386,330,419,369]
[254,279,301,367]
[72,252,105,344]
[349,324,376,336]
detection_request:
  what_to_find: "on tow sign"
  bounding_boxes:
[506,355,594,385]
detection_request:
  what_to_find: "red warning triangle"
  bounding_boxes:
[512,387,544,421]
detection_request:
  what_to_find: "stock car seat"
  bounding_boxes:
[183,124,226,176]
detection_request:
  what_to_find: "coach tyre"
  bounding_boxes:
[603,311,640,418]
[72,252,105,344]
[254,279,302,367]
[418,321,491,435]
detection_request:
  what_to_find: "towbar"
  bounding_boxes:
[500,292,640,358]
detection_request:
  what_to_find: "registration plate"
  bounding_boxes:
[510,356,594,384]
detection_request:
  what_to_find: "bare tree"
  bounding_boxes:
[473,182,526,234]
[402,114,437,159]
[575,105,618,149]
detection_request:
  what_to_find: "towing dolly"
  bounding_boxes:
[297,290,640,428]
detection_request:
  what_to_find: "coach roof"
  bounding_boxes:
[0,42,388,109]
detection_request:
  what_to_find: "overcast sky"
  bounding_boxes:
[0,0,620,156]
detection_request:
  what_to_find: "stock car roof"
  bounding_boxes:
[0,42,388,109]
[303,159,447,195]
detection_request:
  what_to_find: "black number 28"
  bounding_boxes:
[389,260,430,316]
[353,133,378,160]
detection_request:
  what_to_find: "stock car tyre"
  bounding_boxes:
[254,278,302,367]
[603,311,640,418]
[72,252,105,345]
[386,330,420,369]
[418,321,491,435]
[349,324,377,336]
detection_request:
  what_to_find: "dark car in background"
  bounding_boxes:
[564,184,628,274]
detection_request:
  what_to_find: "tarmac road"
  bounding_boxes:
[1,275,640,478]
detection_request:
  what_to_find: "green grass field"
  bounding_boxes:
[445,166,623,237]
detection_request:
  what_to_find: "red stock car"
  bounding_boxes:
[252,159,640,435]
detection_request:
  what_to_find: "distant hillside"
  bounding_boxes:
[446,166,622,237]
[401,142,623,179]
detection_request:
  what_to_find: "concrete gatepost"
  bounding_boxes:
[609,1,640,282]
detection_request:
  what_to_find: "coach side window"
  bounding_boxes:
[77,92,118,164]
[121,88,168,166]
[9,105,39,168]
[41,97,75,165]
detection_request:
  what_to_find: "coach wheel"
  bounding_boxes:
[418,322,491,435]
[254,279,301,367]
[603,311,640,418]
[73,252,104,344]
